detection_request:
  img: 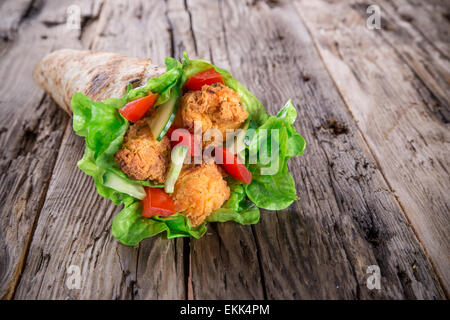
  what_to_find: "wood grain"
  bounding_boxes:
[0,0,447,299]
[396,0,450,61]
[0,0,85,299]
[294,0,450,292]
[14,124,139,299]
[0,0,34,41]
[170,0,445,299]
[375,0,450,123]
[13,0,185,299]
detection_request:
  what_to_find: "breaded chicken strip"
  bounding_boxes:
[181,83,248,143]
[172,163,230,226]
[114,118,170,183]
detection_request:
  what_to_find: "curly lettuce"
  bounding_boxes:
[112,202,206,246]
[245,100,306,210]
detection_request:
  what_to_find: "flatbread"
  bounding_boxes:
[33,49,165,115]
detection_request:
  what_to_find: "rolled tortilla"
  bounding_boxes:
[33,49,165,115]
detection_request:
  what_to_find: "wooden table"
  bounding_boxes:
[0,0,448,300]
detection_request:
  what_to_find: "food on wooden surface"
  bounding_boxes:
[114,118,170,183]
[172,163,231,226]
[33,50,306,245]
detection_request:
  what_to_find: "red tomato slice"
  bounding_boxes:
[119,93,158,122]
[183,68,224,91]
[215,147,252,185]
[166,126,200,157]
[142,188,175,218]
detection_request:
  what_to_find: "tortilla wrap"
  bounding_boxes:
[33,49,165,115]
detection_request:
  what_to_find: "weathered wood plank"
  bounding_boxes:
[294,0,450,292]
[130,0,190,300]
[0,0,85,299]
[2,0,447,300]
[13,0,185,299]
[134,237,186,299]
[355,0,449,124]
[14,124,139,299]
[200,0,443,299]
[400,0,450,61]
[7,1,129,298]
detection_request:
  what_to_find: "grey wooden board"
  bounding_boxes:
[0,0,447,299]
[0,0,85,299]
[294,0,450,292]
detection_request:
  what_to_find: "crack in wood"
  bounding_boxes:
[164,0,175,58]
[184,0,198,55]
[79,1,105,44]
[250,225,268,299]
[183,238,191,300]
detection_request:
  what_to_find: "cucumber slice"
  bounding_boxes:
[147,87,179,141]
[103,171,146,199]
[164,145,188,194]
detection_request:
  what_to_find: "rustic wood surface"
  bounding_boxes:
[0,0,448,300]
[294,0,450,291]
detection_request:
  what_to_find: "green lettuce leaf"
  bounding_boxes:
[245,100,306,210]
[112,201,207,246]
[277,99,297,124]
[245,170,297,210]
[127,57,182,105]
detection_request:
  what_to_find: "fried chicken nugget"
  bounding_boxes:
[172,163,230,226]
[114,118,170,183]
[181,83,248,142]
